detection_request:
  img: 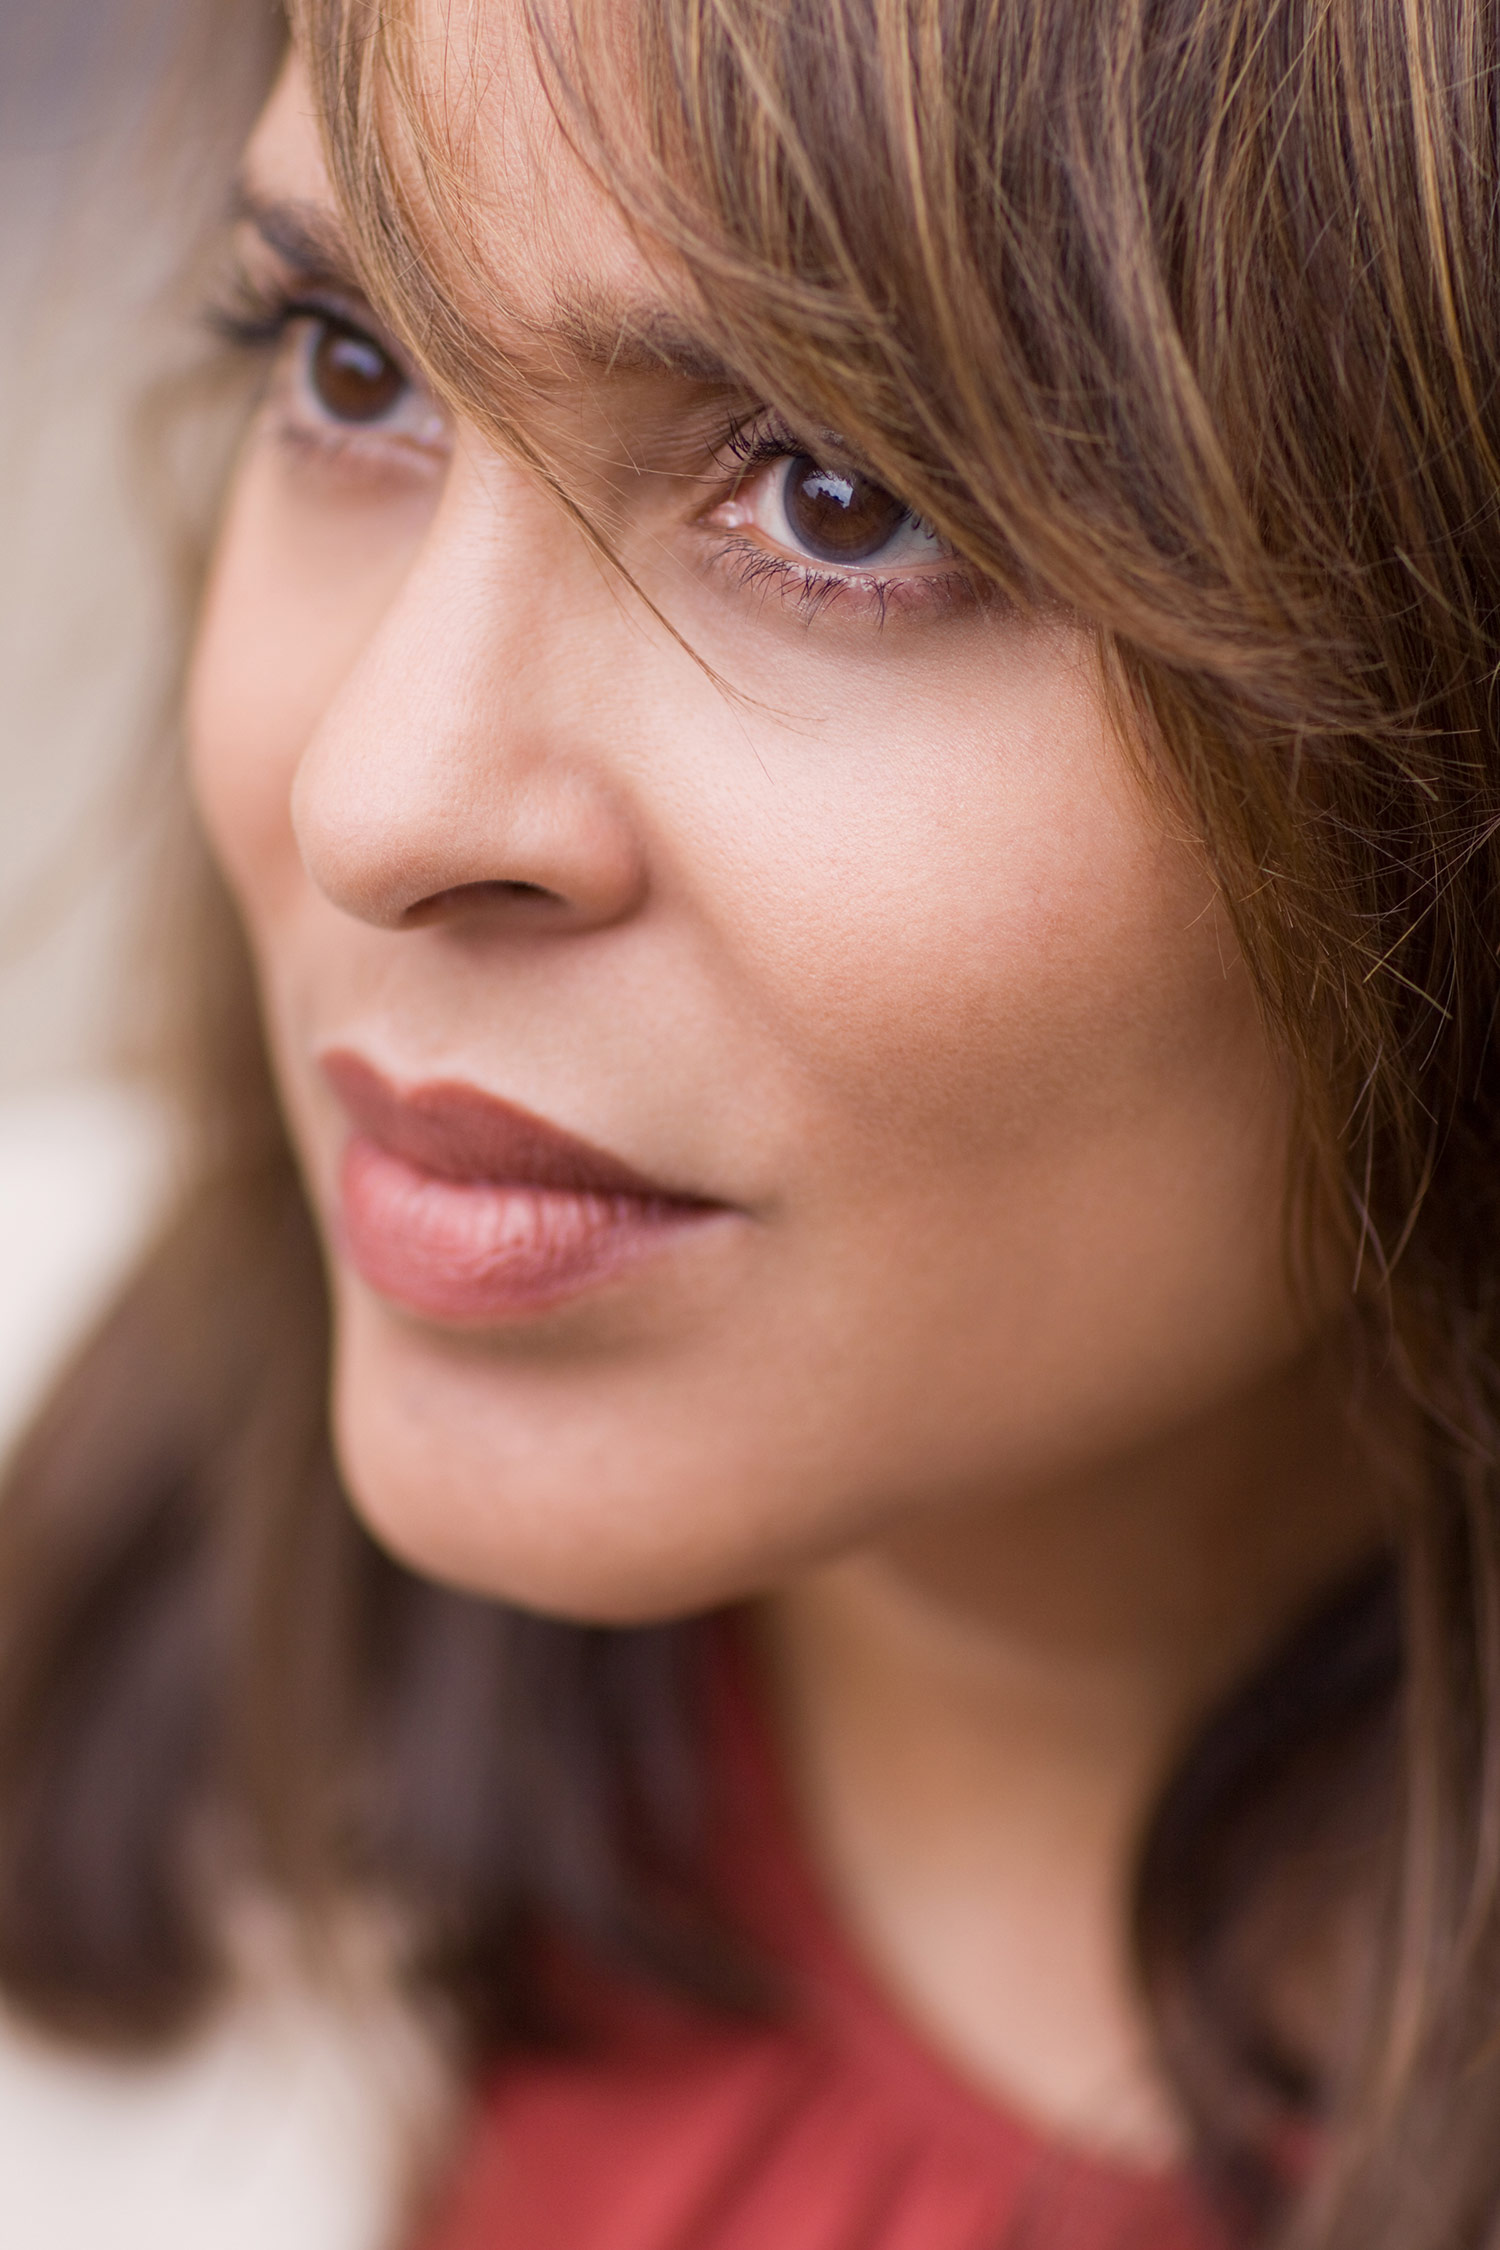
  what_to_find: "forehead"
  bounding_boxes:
[247,21,706,389]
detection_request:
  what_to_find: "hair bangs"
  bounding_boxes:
[294,0,1493,738]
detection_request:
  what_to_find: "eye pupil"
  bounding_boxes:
[309,321,406,425]
[783,454,908,563]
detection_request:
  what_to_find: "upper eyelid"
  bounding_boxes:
[724,413,818,476]
[215,263,427,398]
[220,219,396,333]
[294,296,415,369]
[726,408,866,461]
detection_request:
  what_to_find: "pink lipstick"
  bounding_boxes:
[323,1050,727,1322]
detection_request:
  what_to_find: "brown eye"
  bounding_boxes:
[307,318,407,425]
[782,455,911,564]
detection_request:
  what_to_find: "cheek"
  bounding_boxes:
[700,629,1263,1192]
[658,632,1298,1501]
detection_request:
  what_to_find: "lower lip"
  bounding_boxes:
[337,1135,720,1322]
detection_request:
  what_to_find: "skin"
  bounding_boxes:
[188,38,1384,2162]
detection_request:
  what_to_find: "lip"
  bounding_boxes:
[321,1049,728,1323]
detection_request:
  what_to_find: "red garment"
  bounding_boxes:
[420,1647,1225,2250]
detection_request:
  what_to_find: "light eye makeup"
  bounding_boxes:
[211,263,973,621]
[211,256,450,472]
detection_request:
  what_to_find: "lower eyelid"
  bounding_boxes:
[706,529,972,619]
[261,407,450,492]
[273,391,448,463]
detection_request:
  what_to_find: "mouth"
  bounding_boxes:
[321,1049,731,1323]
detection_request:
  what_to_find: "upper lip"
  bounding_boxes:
[321,1048,712,1203]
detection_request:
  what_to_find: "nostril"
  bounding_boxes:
[401,878,563,927]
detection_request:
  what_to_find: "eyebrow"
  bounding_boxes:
[553,300,740,389]
[230,183,362,291]
[231,183,743,394]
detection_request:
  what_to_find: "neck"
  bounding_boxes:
[758,1344,1392,2163]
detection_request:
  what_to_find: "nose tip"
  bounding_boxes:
[287,540,651,936]
[291,735,649,932]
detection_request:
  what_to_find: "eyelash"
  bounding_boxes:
[210,276,974,623]
[209,271,341,359]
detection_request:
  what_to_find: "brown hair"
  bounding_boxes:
[2,0,1500,2242]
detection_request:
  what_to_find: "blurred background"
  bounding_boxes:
[0,0,275,1436]
[0,24,444,2245]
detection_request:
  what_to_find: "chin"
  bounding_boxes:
[335,1454,768,1628]
[326,1318,790,1628]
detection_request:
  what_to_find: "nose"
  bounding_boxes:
[290,444,649,933]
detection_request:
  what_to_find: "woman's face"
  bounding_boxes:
[188,51,1298,1621]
